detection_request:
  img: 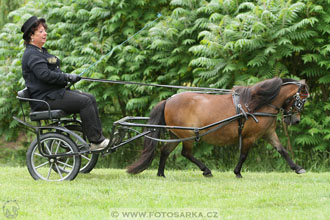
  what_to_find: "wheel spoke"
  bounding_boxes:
[54,163,63,179]
[58,158,70,171]
[50,140,55,153]
[35,161,49,169]
[47,163,53,180]
[45,142,52,155]
[57,160,73,169]
[34,152,44,157]
[54,140,61,154]
[81,155,91,161]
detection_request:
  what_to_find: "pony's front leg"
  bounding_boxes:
[233,139,252,178]
[267,132,306,174]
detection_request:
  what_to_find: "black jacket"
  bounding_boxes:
[22,44,68,110]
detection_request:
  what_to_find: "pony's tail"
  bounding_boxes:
[126,100,166,174]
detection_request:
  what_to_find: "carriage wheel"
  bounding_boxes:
[26,133,81,181]
[64,125,99,173]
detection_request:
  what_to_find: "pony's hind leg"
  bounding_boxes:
[181,141,213,177]
[157,134,179,177]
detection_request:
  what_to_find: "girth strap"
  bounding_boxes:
[232,93,248,151]
[232,93,248,128]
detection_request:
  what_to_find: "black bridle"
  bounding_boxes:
[280,82,309,117]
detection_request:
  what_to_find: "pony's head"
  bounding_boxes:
[235,77,309,125]
[281,79,309,125]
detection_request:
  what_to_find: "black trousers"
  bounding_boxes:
[39,90,105,144]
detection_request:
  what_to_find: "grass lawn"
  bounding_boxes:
[0,167,329,220]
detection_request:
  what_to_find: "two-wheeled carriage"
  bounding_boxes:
[14,86,238,181]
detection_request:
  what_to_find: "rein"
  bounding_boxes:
[81,77,233,93]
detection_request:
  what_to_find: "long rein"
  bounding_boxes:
[81,77,233,93]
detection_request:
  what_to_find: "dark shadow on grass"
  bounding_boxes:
[75,169,238,183]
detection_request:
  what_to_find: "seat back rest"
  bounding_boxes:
[17,87,31,99]
[16,88,48,109]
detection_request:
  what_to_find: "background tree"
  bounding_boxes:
[0,0,23,28]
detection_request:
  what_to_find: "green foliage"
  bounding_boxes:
[0,0,329,170]
[0,0,24,28]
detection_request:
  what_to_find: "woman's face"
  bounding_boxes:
[31,24,47,48]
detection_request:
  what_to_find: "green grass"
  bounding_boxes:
[0,167,329,220]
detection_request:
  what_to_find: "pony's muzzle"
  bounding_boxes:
[284,114,300,125]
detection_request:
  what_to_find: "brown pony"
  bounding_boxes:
[127,77,309,178]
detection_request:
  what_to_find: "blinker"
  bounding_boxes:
[293,91,307,112]
[294,98,305,111]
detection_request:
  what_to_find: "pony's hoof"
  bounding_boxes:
[296,168,306,174]
[157,173,166,178]
[203,170,213,177]
[235,173,243,178]
[203,173,213,177]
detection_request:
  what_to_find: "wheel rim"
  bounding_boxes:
[30,137,77,181]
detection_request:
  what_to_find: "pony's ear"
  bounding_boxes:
[299,79,306,84]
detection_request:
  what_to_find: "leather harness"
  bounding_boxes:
[231,92,279,151]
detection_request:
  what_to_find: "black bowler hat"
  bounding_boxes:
[21,16,46,39]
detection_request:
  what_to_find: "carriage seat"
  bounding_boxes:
[17,88,68,121]
[29,110,68,121]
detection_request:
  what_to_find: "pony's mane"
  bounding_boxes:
[234,77,283,112]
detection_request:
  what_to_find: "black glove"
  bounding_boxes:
[66,74,81,84]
